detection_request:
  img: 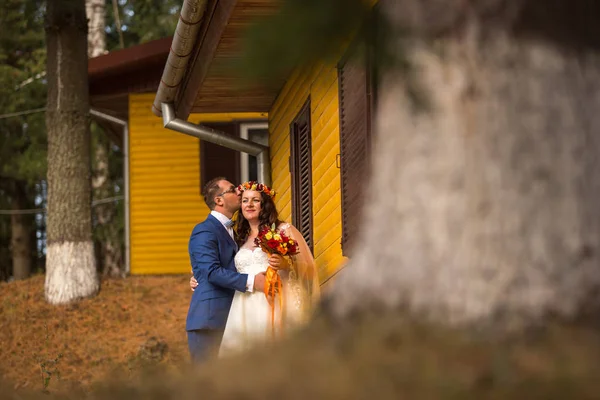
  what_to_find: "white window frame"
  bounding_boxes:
[239,122,269,183]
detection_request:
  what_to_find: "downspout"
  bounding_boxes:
[90,109,130,275]
[161,102,271,185]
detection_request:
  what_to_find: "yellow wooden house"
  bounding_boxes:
[90,0,374,286]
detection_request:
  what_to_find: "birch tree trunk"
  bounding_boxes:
[45,0,98,304]
[91,129,124,278]
[86,0,106,58]
[86,0,123,277]
[329,0,600,331]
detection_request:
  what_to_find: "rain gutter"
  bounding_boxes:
[152,0,209,117]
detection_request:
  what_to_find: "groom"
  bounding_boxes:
[186,177,266,363]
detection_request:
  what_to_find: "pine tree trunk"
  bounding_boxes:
[44,0,98,304]
[10,182,31,280]
[86,0,106,58]
[329,1,600,331]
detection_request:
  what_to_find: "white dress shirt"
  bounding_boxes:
[210,210,255,292]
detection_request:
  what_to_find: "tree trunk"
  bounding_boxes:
[100,221,123,278]
[44,0,98,304]
[329,0,600,331]
[86,0,123,277]
[10,181,32,280]
[92,129,124,278]
[86,0,106,58]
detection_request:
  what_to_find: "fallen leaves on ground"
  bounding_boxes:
[0,274,191,392]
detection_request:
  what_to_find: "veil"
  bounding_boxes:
[280,223,320,324]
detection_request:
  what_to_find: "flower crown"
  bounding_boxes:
[237,181,276,198]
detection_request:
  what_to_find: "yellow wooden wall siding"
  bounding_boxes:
[269,62,347,284]
[128,93,266,275]
[129,93,206,274]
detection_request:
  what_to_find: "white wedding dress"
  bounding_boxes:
[219,245,305,357]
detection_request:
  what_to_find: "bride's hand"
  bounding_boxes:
[268,254,289,270]
[190,271,198,292]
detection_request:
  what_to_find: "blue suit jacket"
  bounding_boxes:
[186,214,247,331]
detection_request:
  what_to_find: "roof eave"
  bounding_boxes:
[152,0,211,118]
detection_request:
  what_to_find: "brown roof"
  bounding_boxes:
[89,37,171,103]
[88,37,172,142]
[89,37,172,81]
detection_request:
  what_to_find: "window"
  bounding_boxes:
[199,121,268,188]
[239,122,269,183]
[290,99,314,252]
[338,45,374,256]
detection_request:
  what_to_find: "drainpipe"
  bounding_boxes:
[90,109,130,275]
[161,102,271,185]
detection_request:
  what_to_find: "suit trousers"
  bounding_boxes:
[187,329,225,364]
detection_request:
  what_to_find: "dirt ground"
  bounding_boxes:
[2,275,600,400]
[0,274,192,392]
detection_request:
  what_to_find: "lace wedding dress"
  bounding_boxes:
[219,224,319,357]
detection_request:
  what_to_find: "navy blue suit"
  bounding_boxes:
[186,214,247,362]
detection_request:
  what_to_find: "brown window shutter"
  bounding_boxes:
[290,100,314,253]
[338,50,372,256]
[199,122,240,189]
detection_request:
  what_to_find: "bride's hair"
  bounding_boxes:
[234,191,283,246]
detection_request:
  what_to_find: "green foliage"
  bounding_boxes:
[236,0,425,111]
[104,0,180,50]
[0,0,47,184]
[0,0,47,280]
[236,0,372,82]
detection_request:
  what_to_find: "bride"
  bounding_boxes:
[190,181,320,357]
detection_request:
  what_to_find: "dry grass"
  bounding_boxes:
[1,275,600,399]
[0,274,191,393]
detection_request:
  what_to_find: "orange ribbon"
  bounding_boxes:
[264,265,285,338]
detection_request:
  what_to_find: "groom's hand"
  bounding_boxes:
[253,272,267,292]
[190,270,198,292]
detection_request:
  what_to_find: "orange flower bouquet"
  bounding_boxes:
[254,223,298,336]
[254,223,299,258]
